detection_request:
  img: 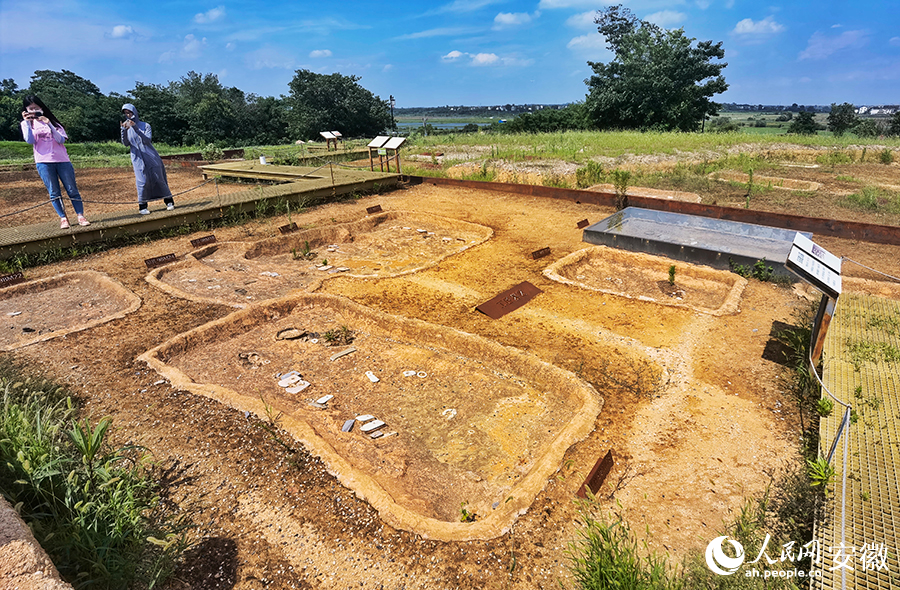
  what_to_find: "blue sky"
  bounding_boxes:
[2,0,899,108]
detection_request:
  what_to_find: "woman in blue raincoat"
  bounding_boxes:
[120,103,175,214]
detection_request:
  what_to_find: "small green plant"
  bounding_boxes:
[815,397,834,417]
[293,240,315,260]
[880,148,894,165]
[460,501,477,523]
[568,501,680,590]
[612,169,631,211]
[806,456,836,496]
[729,258,774,282]
[322,325,354,346]
[860,491,871,501]
[668,265,676,286]
[576,161,605,188]
[201,143,224,161]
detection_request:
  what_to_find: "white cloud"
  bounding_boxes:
[182,34,206,58]
[493,12,538,30]
[194,6,226,24]
[226,42,236,51]
[890,37,900,47]
[383,64,394,72]
[432,0,505,14]
[566,11,598,29]
[732,16,784,37]
[644,10,685,28]
[567,33,608,52]
[309,49,333,58]
[472,52,499,65]
[245,46,295,70]
[442,50,532,67]
[695,0,710,9]
[110,25,134,39]
[538,0,602,8]
[799,29,869,60]
[396,27,475,40]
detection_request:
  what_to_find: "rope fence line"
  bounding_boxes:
[0,177,219,220]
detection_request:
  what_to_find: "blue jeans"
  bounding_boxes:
[36,162,84,217]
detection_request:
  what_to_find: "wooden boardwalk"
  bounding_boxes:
[0,163,399,259]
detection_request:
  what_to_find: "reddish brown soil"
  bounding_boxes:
[0,162,898,589]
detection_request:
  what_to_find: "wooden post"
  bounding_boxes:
[369,148,374,171]
[811,294,837,365]
[394,148,401,174]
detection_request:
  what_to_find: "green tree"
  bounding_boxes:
[788,111,818,135]
[584,5,727,132]
[853,118,878,138]
[128,82,189,145]
[285,69,391,140]
[26,70,121,141]
[0,78,22,140]
[887,111,900,136]
[826,102,858,136]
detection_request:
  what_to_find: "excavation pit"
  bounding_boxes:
[544,246,747,315]
[139,293,602,541]
[0,271,141,351]
[147,211,493,307]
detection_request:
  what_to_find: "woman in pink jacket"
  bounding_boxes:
[21,95,90,229]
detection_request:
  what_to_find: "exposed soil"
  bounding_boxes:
[1,156,899,589]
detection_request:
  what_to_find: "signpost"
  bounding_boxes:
[785,233,842,364]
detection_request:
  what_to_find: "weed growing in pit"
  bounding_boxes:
[845,338,900,371]
[806,456,836,496]
[668,265,676,286]
[880,148,894,165]
[0,359,193,589]
[322,325,354,346]
[568,499,681,590]
[729,258,775,282]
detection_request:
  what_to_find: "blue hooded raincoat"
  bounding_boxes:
[121,103,172,204]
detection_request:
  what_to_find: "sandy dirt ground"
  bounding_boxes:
[1,160,899,589]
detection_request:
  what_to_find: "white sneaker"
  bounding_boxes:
[139,209,150,215]
[166,202,175,211]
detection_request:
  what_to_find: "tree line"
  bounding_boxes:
[0,69,391,146]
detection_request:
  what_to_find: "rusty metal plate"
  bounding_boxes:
[531,247,551,260]
[577,218,590,229]
[190,234,217,248]
[144,253,178,269]
[577,450,614,498]
[0,272,25,288]
[366,204,383,214]
[278,222,298,234]
[476,281,543,319]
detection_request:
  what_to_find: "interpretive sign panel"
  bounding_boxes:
[190,235,217,248]
[0,272,25,288]
[144,253,177,269]
[531,247,551,260]
[278,222,299,235]
[785,234,841,299]
[476,281,543,319]
[366,205,383,214]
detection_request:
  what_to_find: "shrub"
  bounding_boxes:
[880,148,894,165]
[576,161,605,188]
[201,143,224,161]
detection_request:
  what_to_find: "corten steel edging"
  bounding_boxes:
[404,176,900,246]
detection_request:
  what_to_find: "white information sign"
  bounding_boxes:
[367,136,390,148]
[785,235,841,299]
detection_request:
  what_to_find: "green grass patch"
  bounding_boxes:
[0,358,192,588]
